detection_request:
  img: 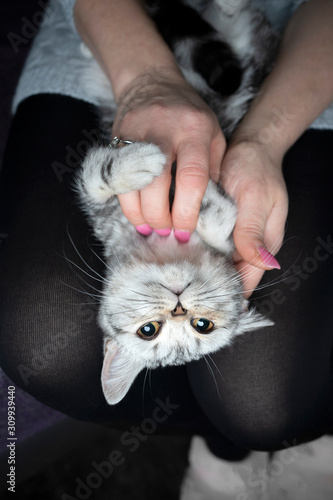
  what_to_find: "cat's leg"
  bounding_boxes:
[196,180,237,255]
[77,142,166,245]
[78,142,166,206]
[209,0,248,17]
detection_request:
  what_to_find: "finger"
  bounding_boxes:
[117,191,150,233]
[209,130,226,183]
[263,196,289,256]
[232,191,281,271]
[171,138,210,237]
[140,164,173,231]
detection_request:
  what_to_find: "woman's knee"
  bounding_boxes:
[213,398,321,452]
[187,352,332,451]
[0,251,104,418]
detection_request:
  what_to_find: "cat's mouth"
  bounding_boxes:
[158,282,192,296]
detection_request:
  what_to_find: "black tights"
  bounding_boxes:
[0,96,332,459]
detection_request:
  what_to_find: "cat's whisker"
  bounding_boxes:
[104,247,124,269]
[197,304,218,311]
[59,280,103,301]
[107,303,162,323]
[233,256,305,297]
[228,265,259,285]
[65,223,110,282]
[72,301,98,306]
[203,355,221,401]
[86,239,111,269]
[142,368,150,410]
[207,354,229,390]
[106,304,154,316]
[109,296,163,311]
[149,370,153,400]
[62,255,107,295]
[197,275,220,291]
[125,297,160,305]
[228,232,290,287]
[61,245,111,298]
[201,296,231,305]
[200,289,243,301]
[128,289,155,300]
[197,285,226,297]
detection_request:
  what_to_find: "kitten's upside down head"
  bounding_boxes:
[99,235,272,405]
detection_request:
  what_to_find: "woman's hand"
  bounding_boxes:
[74,0,225,240]
[113,71,226,240]
[221,139,288,297]
[75,0,333,295]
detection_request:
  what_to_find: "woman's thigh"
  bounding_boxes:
[187,130,333,451]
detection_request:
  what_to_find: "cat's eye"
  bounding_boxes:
[137,321,161,340]
[191,318,214,334]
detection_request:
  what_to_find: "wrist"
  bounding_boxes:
[229,128,285,168]
[111,61,183,103]
[74,0,182,100]
[115,66,185,107]
[112,69,201,137]
[220,136,286,199]
[229,94,300,166]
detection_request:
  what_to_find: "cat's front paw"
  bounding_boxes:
[113,143,166,194]
[196,180,237,254]
[79,142,166,204]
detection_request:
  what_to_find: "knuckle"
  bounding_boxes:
[183,107,214,129]
[173,215,196,233]
[235,220,264,240]
[143,208,170,228]
[177,164,208,190]
[173,202,201,232]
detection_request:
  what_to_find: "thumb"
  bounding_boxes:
[233,204,281,271]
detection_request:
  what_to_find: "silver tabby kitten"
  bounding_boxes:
[77,0,277,404]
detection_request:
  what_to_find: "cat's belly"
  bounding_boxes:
[147,230,206,262]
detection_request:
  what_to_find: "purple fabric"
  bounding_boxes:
[0,369,65,449]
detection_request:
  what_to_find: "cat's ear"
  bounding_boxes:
[236,304,274,335]
[101,340,145,405]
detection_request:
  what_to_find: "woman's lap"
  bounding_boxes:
[0,95,332,450]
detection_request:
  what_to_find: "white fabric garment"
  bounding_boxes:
[12,0,333,129]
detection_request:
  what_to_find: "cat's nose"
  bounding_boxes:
[171,301,187,316]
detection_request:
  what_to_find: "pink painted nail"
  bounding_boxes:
[154,228,172,237]
[136,224,153,236]
[174,230,191,243]
[258,247,281,269]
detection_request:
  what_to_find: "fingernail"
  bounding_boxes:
[136,224,153,236]
[154,228,172,237]
[174,230,191,243]
[258,246,281,269]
